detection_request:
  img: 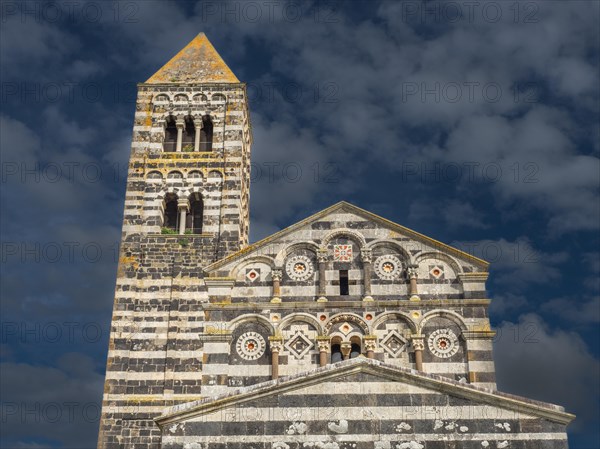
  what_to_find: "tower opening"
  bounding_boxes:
[350,343,361,359]
[331,344,342,363]
[163,193,179,231]
[164,115,177,152]
[182,116,195,151]
[339,270,349,295]
[186,194,204,234]
[200,114,213,151]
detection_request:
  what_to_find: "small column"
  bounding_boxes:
[412,335,425,371]
[175,117,185,152]
[193,118,202,152]
[317,337,330,367]
[408,265,420,301]
[317,248,328,302]
[340,342,352,360]
[364,335,377,359]
[177,198,189,235]
[361,248,373,301]
[271,269,282,303]
[269,337,283,380]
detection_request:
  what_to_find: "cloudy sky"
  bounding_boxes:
[1,0,598,447]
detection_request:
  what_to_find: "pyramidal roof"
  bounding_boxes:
[145,33,239,84]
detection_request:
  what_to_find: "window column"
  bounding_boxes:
[361,248,373,301]
[193,118,202,151]
[364,335,377,359]
[408,264,420,301]
[269,337,283,380]
[317,248,328,302]
[177,198,189,235]
[411,335,425,371]
[271,269,282,303]
[175,117,185,152]
[317,337,330,367]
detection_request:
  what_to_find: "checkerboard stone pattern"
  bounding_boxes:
[97,34,574,449]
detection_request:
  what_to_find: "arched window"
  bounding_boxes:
[186,193,203,234]
[331,344,343,363]
[350,343,361,359]
[163,193,178,231]
[200,114,213,151]
[182,116,195,151]
[163,115,177,152]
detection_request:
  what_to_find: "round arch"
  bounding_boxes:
[274,241,320,265]
[324,312,370,335]
[321,228,367,248]
[276,312,324,334]
[419,309,468,334]
[367,239,414,264]
[414,252,463,276]
[371,311,418,333]
[230,255,276,279]
[229,314,275,335]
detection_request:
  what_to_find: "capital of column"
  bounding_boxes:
[317,248,328,264]
[407,264,419,279]
[193,118,203,129]
[340,342,352,358]
[269,336,283,353]
[271,269,283,282]
[411,335,425,351]
[364,335,378,352]
[360,248,373,264]
[175,117,185,128]
[177,198,190,211]
[317,337,330,353]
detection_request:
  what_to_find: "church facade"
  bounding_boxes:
[98,34,574,449]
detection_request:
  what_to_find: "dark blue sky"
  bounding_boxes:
[1,1,599,447]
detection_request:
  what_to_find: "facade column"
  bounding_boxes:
[364,335,377,359]
[340,342,352,360]
[177,198,189,235]
[271,269,282,303]
[269,338,283,380]
[317,248,328,302]
[193,118,202,152]
[317,337,330,367]
[361,248,373,301]
[175,117,185,152]
[412,335,425,371]
[408,264,420,301]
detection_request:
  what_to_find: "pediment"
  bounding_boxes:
[204,201,488,277]
[156,358,572,427]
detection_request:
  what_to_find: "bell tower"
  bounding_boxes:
[97,34,251,448]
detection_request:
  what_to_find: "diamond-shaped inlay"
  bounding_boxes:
[333,244,353,262]
[429,265,444,280]
[381,330,408,358]
[246,268,260,282]
[284,331,314,359]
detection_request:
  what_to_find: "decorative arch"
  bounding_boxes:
[274,241,320,265]
[414,252,463,276]
[276,313,324,334]
[193,93,207,102]
[166,170,184,180]
[212,93,226,102]
[321,228,367,248]
[371,312,418,333]
[174,93,189,103]
[229,255,276,279]
[187,170,204,180]
[367,239,413,264]
[154,94,170,103]
[146,171,163,181]
[324,312,369,334]
[229,314,275,335]
[419,309,468,334]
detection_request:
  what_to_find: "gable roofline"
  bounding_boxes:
[155,358,573,426]
[204,201,489,272]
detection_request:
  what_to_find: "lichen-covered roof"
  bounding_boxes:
[145,33,239,84]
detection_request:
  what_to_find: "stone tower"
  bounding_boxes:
[97,34,251,448]
[99,34,574,449]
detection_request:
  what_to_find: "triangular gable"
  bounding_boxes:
[205,201,488,273]
[145,33,239,84]
[155,358,573,426]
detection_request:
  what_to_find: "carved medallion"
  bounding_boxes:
[285,255,314,281]
[427,328,459,358]
[236,332,266,360]
[374,255,403,280]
